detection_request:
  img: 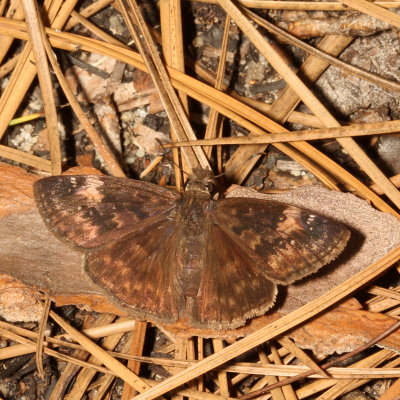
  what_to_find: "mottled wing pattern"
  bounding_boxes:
[85,218,184,323]
[33,175,180,248]
[212,198,350,284]
[192,223,277,329]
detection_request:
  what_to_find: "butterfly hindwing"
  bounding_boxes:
[192,223,277,329]
[85,218,184,323]
[33,175,180,248]
[212,198,350,284]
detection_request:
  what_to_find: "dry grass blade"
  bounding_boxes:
[256,350,285,399]
[49,310,153,394]
[20,0,61,175]
[278,337,328,378]
[187,1,400,11]
[165,119,400,147]
[270,345,298,399]
[203,16,231,159]
[0,144,52,171]
[0,0,24,64]
[295,349,394,398]
[369,286,400,303]
[66,317,128,400]
[171,338,187,400]
[0,318,141,363]
[212,339,230,396]
[94,335,139,399]
[48,313,116,400]
[0,326,114,375]
[133,246,400,399]
[159,0,187,188]
[121,321,147,400]
[35,298,51,379]
[0,54,19,79]
[313,353,400,399]
[372,174,400,194]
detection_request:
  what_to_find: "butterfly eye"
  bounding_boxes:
[206,182,215,193]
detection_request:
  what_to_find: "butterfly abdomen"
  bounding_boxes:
[175,196,211,299]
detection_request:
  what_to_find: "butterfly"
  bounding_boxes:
[33,169,350,330]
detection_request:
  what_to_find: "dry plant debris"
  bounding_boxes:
[0,0,400,399]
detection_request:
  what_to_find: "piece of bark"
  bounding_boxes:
[0,274,42,322]
[1,163,400,344]
[288,298,400,356]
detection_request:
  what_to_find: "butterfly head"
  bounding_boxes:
[185,168,216,197]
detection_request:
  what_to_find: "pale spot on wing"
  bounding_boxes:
[103,255,112,264]
[228,297,236,307]
[276,208,303,235]
[76,176,105,202]
[251,278,259,287]
[306,214,316,225]
[76,187,104,202]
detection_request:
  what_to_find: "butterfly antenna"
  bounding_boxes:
[155,138,191,187]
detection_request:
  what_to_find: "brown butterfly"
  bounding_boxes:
[34,170,349,330]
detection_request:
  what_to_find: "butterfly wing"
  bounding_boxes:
[85,217,184,323]
[212,197,350,284]
[33,175,180,248]
[192,223,277,329]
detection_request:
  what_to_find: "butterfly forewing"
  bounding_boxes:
[34,175,180,248]
[212,198,350,284]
